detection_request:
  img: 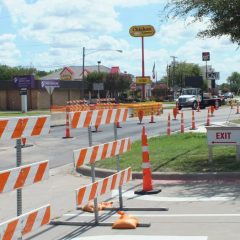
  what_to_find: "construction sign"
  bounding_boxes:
[136,76,151,84]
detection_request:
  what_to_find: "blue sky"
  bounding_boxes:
[0,0,239,84]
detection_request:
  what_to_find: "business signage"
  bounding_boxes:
[13,75,35,89]
[202,52,210,61]
[129,25,155,37]
[136,76,151,84]
[207,72,220,80]
[41,80,60,95]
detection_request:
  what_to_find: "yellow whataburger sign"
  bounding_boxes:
[129,25,155,37]
[136,76,151,84]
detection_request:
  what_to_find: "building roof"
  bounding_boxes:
[41,65,113,81]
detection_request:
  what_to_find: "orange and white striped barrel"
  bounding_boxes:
[76,167,132,206]
[0,160,49,193]
[0,115,50,140]
[73,138,131,168]
[0,204,50,239]
[71,108,128,129]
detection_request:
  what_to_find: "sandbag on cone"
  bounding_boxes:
[112,211,139,229]
[134,126,161,195]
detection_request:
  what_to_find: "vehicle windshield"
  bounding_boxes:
[182,89,198,95]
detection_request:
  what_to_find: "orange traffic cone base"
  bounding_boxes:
[134,188,161,195]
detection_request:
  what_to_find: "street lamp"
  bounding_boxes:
[97,61,101,73]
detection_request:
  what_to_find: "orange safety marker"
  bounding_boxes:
[197,101,200,112]
[236,102,240,114]
[149,107,156,123]
[137,109,144,124]
[180,112,184,133]
[167,113,171,136]
[172,107,178,120]
[63,106,73,138]
[190,110,197,130]
[205,108,211,126]
[134,126,161,195]
[210,105,215,117]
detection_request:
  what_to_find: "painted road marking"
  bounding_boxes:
[64,213,240,218]
[71,235,207,240]
[111,190,235,202]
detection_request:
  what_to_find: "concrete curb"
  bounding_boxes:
[76,165,240,181]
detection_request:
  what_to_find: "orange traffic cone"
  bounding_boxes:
[149,107,156,123]
[205,108,211,126]
[210,105,215,117]
[63,107,73,139]
[167,113,171,136]
[180,112,184,133]
[172,107,178,120]
[137,109,144,124]
[134,126,161,195]
[190,110,197,130]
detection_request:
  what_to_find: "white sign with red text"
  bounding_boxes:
[206,127,240,145]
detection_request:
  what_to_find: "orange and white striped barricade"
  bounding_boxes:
[0,205,50,240]
[0,161,50,239]
[0,115,50,225]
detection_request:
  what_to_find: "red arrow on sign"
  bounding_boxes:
[212,141,237,144]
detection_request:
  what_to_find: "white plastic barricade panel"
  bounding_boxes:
[76,167,132,206]
[0,160,49,193]
[0,115,50,140]
[73,138,131,168]
[0,204,50,240]
[71,108,128,129]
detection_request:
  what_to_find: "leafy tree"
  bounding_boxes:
[163,0,240,45]
[226,72,240,94]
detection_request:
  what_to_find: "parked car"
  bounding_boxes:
[223,92,234,99]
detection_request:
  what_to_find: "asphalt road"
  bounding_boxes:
[0,106,239,171]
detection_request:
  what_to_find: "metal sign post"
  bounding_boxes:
[16,139,22,216]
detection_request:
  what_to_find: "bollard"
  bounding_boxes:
[172,107,178,120]
[180,112,184,133]
[167,113,171,136]
[205,108,210,126]
[149,107,156,123]
[63,106,73,139]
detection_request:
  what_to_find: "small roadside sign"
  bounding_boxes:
[41,80,60,95]
[202,52,210,61]
[136,76,151,84]
[129,25,155,37]
[19,88,27,95]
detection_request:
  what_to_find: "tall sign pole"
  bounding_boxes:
[129,25,155,101]
[202,52,210,92]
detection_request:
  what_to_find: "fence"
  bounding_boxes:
[0,115,51,239]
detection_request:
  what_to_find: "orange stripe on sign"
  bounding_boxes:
[119,171,125,186]
[76,148,88,168]
[89,146,99,164]
[11,118,28,139]
[123,109,128,121]
[105,109,113,124]
[41,206,51,226]
[0,172,10,193]
[71,112,81,129]
[0,120,8,138]
[22,211,38,235]
[100,178,109,195]
[2,219,19,240]
[127,138,131,151]
[101,143,109,160]
[89,182,98,201]
[115,109,121,123]
[77,187,86,206]
[110,141,117,157]
[14,166,31,189]
[84,111,92,127]
[110,174,117,190]
[31,117,47,136]
[95,110,103,126]
[34,162,48,183]
[127,168,132,181]
[119,139,125,154]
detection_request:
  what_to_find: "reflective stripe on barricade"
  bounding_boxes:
[0,160,49,193]
[73,138,131,168]
[0,205,50,240]
[71,108,128,129]
[76,167,132,206]
[0,116,50,140]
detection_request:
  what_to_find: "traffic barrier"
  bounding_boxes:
[135,126,161,195]
[0,205,50,240]
[206,108,211,126]
[190,110,197,130]
[180,112,184,133]
[71,108,128,129]
[167,113,171,136]
[138,109,144,124]
[73,138,130,168]
[149,107,155,123]
[0,115,51,239]
[0,160,49,193]
[76,168,132,207]
[63,107,73,138]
